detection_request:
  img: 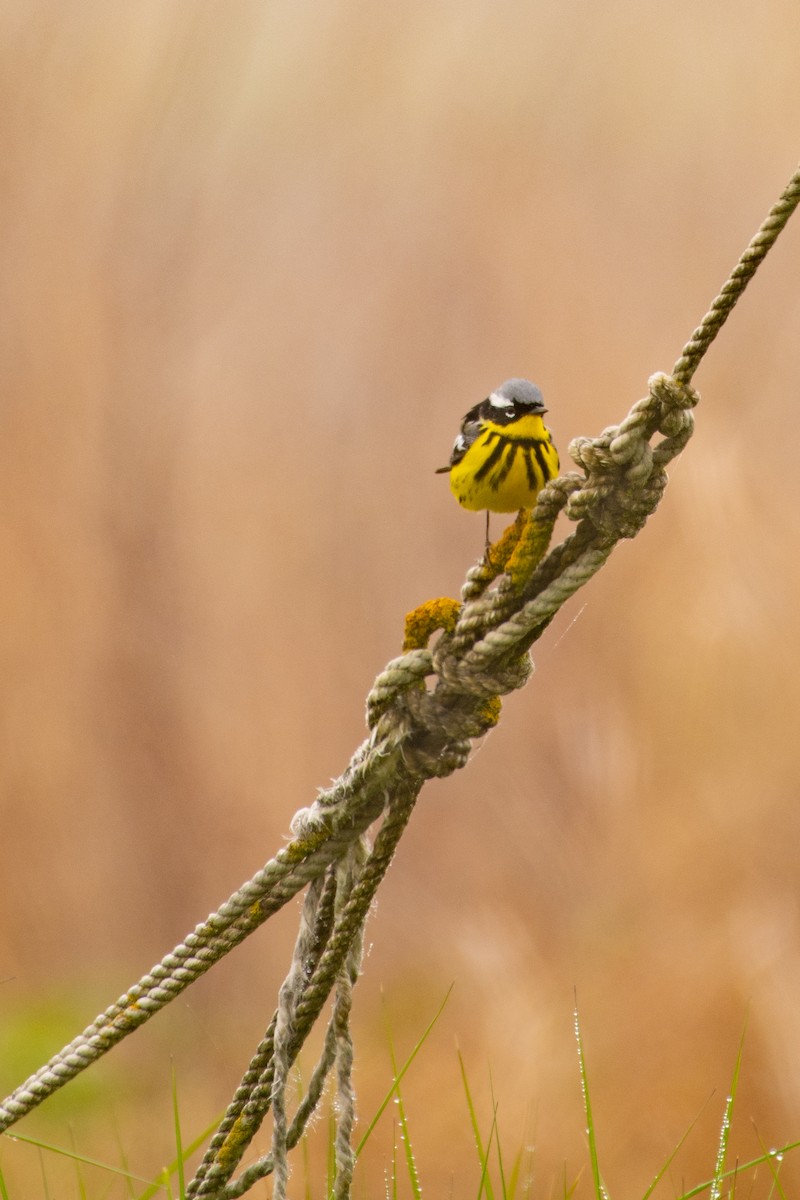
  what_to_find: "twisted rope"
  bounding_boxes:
[188,787,418,1199]
[0,790,387,1132]
[186,873,339,1195]
[0,160,797,1199]
[672,163,800,386]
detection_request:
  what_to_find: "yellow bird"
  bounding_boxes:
[437,379,559,530]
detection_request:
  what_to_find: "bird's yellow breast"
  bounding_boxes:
[448,413,559,513]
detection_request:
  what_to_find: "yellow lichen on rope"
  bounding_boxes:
[402,596,461,651]
[456,488,571,615]
[216,1117,252,1172]
[502,505,562,591]
[482,509,529,577]
[399,499,555,659]
[475,693,503,728]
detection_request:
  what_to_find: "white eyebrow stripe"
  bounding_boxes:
[488,392,513,408]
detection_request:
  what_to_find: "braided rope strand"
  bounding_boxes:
[330,841,369,1198]
[186,873,338,1197]
[211,1024,340,1200]
[672,163,800,385]
[0,797,384,1132]
[270,866,337,1200]
[187,788,419,1199]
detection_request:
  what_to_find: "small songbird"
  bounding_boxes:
[436,378,560,535]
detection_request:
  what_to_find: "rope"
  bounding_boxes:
[185,873,339,1195]
[0,160,797,1199]
[187,788,419,1199]
[672,163,800,386]
[0,790,388,1132]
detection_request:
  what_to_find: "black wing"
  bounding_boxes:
[435,400,487,472]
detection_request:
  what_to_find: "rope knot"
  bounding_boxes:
[365,649,434,730]
[400,736,472,778]
[648,372,699,465]
[648,371,699,413]
[564,372,697,535]
[434,647,532,696]
[364,645,529,781]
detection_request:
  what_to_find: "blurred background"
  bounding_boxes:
[1,1,800,1195]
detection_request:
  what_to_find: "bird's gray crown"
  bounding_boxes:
[489,378,544,410]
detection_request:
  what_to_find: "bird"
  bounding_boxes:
[436,378,560,541]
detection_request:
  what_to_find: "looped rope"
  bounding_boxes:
[565,372,698,537]
[432,646,532,695]
[400,734,473,778]
[365,648,434,730]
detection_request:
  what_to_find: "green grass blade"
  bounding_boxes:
[112,1115,138,1199]
[710,1096,734,1199]
[355,984,452,1158]
[68,1126,88,1200]
[37,1146,49,1200]
[709,1021,747,1200]
[751,1123,789,1200]
[170,1066,185,1200]
[674,1138,800,1197]
[505,1146,520,1199]
[562,1162,582,1198]
[505,1107,535,1199]
[389,1124,399,1200]
[477,1105,499,1200]
[5,1131,153,1186]
[457,1047,495,1200]
[504,1145,522,1200]
[134,1111,226,1200]
[488,1073,510,1198]
[641,1093,714,1200]
[573,1001,608,1200]
[386,1029,422,1199]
